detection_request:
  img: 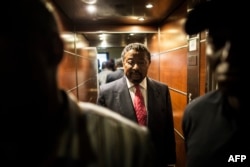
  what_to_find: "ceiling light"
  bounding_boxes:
[100,40,107,47]
[145,3,153,8]
[81,0,97,5]
[138,17,145,21]
[99,34,106,40]
[86,5,96,13]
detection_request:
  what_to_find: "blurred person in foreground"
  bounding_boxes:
[182,0,249,167]
[0,1,156,166]
[97,42,176,167]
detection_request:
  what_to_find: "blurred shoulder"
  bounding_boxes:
[66,92,150,139]
[78,101,149,133]
[186,90,222,108]
[184,90,223,118]
[63,92,155,167]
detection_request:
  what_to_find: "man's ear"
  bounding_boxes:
[49,33,64,66]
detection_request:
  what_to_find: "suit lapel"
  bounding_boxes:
[147,78,161,125]
[116,77,137,121]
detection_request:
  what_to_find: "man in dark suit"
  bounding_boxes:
[97,43,176,167]
[106,58,124,83]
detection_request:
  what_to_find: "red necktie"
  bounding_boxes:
[134,85,147,126]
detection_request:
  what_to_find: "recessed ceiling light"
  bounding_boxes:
[138,17,145,21]
[86,5,96,13]
[145,3,153,8]
[81,0,97,5]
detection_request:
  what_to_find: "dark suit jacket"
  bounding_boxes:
[182,90,249,167]
[106,68,124,83]
[97,76,176,166]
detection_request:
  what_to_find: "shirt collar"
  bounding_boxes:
[126,77,147,89]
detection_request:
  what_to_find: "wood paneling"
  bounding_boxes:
[77,48,98,102]
[199,41,206,95]
[58,30,98,102]
[148,55,160,80]
[159,21,187,52]
[175,132,186,167]
[57,52,77,91]
[171,91,187,134]
[160,48,187,92]
[147,33,160,54]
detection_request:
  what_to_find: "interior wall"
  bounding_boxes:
[58,32,98,103]
[147,1,188,167]
[52,0,99,103]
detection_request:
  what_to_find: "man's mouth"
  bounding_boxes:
[131,72,141,80]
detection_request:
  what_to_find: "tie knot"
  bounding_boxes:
[134,85,142,93]
[134,84,140,89]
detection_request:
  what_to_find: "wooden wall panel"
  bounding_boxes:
[147,33,159,54]
[148,54,160,81]
[57,52,77,91]
[159,19,187,52]
[175,132,186,167]
[77,48,98,103]
[160,48,187,92]
[58,30,97,102]
[170,91,187,134]
[199,41,206,95]
[78,84,97,103]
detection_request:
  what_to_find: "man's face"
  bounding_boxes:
[123,49,150,84]
[206,36,230,84]
[206,29,244,96]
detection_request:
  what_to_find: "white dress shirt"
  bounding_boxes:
[125,77,148,112]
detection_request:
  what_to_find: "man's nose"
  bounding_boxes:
[220,42,231,62]
[132,63,140,69]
